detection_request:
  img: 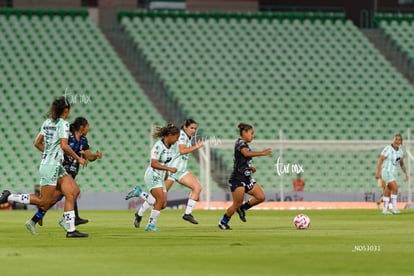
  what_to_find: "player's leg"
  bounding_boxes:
[236,182,266,223]
[245,183,266,207]
[30,194,64,230]
[145,187,166,232]
[59,174,88,238]
[218,185,244,230]
[382,184,391,215]
[70,175,88,225]
[376,178,386,208]
[165,178,174,191]
[125,185,155,204]
[74,199,89,225]
[129,174,158,228]
[388,181,400,214]
[178,173,202,224]
[381,172,392,214]
[23,185,61,235]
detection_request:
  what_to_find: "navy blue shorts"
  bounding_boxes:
[229,177,256,193]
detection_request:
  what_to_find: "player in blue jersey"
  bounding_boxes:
[0,96,88,237]
[218,123,272,230]
[375,134,408,215]
[126,123,180,232]
[27,117,102,233]
[131,119,203,226]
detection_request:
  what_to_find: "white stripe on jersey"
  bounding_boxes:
[170,129,191,172]
[380,144,403,174]
[40,118,70,165]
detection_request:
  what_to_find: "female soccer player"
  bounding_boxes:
[127,123,180,232]
[27,117,102,233]
[0,96,88,237]
[132,119,203,226]
[218,123,272,230]
[165,119,204,223]
[375,134,409,215]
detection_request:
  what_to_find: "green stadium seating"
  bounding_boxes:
[120,11,414,192]
[0,10,205,193]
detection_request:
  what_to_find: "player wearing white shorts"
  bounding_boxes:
[375,134,408,215]
[165,119,204,224]
[129,123,180,232]
[0,96,88,237]
[132,119,204,226]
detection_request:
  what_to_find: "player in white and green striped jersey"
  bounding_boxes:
[375,134,409,215]
[3,96,88,237]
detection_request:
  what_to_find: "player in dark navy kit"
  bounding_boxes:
[26,117,102,233]
[218,123,272,230]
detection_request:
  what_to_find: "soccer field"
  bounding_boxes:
[1,209,413,276]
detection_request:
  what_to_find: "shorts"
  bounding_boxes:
[144,168,167,192]
[382,170,397,184]
[39,164,67,186]
[229,177,256,193]
[167,170,189,182]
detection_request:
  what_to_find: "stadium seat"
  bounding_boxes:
[119,11,414,192]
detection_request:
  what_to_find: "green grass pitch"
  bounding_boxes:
[1,209,413,275]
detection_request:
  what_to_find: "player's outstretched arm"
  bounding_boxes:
[241,148,272,158]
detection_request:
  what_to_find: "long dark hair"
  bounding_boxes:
[70,117,88,133]
[153,123,180,139]
[47,96,70,121]
[181,118,197,130]
[238,123,253,136]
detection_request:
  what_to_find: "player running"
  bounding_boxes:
[375,134,409,215]
[218,123,272,230]
[26,117,102,234]
[0,96,88,237]
[126,123,180,232]
[129,119,203,227]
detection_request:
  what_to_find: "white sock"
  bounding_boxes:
[140,191,155,205]
[383,197,390,212]
[148,209,160,225]
[185,199,197,215]
[64,210,76,232]
[390,194,398,210]
[138,201,152,216]
[8,194,30,204]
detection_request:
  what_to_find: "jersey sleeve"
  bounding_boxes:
[39,120,46,136]
[236,139,249,152]
[82,136,90,151]
[380,146,390,158]
[58,120,70,139]
[151,142,162,160]
[178,132,187,146]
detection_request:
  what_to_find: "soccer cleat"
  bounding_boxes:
[145,224,160,232]
[58,218,67,231]
[382,210,392,215]
[134,212,142,228]
[125,185,143,200]
[218,221,232,230]
[25,219,37,235]
[391,209,401,215]
[66,230,89,238]
[0,190,11,204]
[75,217,89,226]
[182,213,199,224]
[236,208,246,222]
